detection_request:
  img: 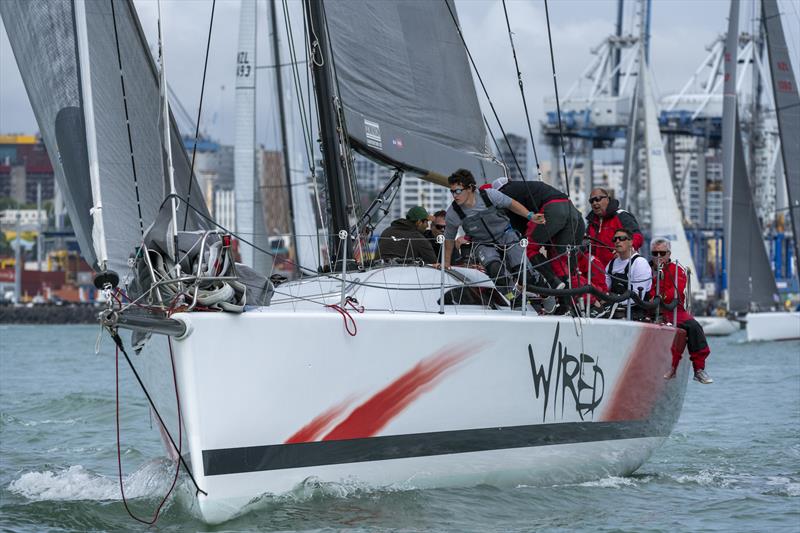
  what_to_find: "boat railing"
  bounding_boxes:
[248,232,681,322]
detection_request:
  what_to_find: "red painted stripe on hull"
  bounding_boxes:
[284,398,354,444]
[600,327,685,422]
[321,344,478,441]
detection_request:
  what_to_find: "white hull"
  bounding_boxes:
[746,311,800,342]
[130,267,691,523]
[696,316,739,336]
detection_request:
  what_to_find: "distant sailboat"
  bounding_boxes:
[746,0,800,341]
[721,0,780,315]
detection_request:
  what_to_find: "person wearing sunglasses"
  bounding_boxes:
[648,238,713,384]
[443,169,557,309]
[585,188,644,266]
[604,228,652,317]
[377,205,438,265]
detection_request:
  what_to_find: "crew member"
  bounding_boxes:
[586,188,644,266]
[378,206,437,264]
[443,169,552,303]
[605,228,651,317]
[649,238,713,384]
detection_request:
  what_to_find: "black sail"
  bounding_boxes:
[762,0,800,281]
[323,0,503,183]
[722,0,778,311]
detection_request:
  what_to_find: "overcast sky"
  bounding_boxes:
[1,0,798,161]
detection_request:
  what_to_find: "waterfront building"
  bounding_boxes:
[495,133,528,181]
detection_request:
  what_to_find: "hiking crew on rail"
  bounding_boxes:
[650,237,713,384]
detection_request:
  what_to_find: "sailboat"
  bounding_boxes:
[626,14,733,337]
[745,0,800,342]
[1,0,693,523]
[719,0,797,342]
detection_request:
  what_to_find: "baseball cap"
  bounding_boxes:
[406,206,429,221]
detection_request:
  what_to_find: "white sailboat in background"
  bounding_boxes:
[745,0,800,342]
[1,0,694,524]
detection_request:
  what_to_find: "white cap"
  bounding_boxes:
[491,176,509,189]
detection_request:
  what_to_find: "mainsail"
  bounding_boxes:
[722,0,778,311]
[762,0,800,279]
[322,0,503,183]
[0,0,211,276]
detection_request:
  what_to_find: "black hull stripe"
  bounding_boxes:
[202,420,665,477]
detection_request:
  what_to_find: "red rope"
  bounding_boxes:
[325,297,364,336]
[115,338,182,524]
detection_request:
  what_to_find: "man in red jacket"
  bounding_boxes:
[585,188,644,266]
[649,238,713,384]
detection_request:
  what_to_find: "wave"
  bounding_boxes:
[8,460,178,502]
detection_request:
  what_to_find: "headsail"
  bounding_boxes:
[322,0,503,183]
[762,0,800,280]
[722,0,779,311]
[0,0,211,276]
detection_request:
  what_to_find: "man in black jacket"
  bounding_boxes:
[378,206,438,264]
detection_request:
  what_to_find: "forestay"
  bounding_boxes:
[1,0,210,277]
[323,0,503,183]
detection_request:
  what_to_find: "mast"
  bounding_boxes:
[234,0,271,271]
[721,0,739,311]
[270,0,298,268]
[73,0,109,272]
[156,0,179,260]
[304,0,351,263]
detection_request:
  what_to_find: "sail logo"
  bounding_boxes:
[236,51,252,78]
[527,323,605,422]
[364,119,383,150]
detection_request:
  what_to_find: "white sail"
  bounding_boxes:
[641,65,700,290]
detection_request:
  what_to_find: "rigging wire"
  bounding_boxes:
[114,336,182,525]
[318,0,366,254]
[288,0,327,265]
[543,0,573,198]
[501,0,543,179]
[441,0,541,212]
[183,0,216,230]
[109,1,145,236]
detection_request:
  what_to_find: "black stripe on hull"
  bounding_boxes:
[203,420,666,477]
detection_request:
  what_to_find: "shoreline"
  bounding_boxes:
[0,304,100,324]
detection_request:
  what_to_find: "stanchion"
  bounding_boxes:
[673,259,679,325]
[585,242,592,316]
[626,263,632,321]
[520,238,528,316]
[438,234,445,315]
[339,230,348,307]
[655,261,662,323]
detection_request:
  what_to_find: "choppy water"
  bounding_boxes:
[1,324,798,532]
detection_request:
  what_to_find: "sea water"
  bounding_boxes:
[1,324,798,532]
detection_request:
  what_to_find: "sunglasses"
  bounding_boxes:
[612,236,630,242]
[589,195,608,204]
[651,250,670,257]
[434,224,446,230]
[450,188,465,196]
